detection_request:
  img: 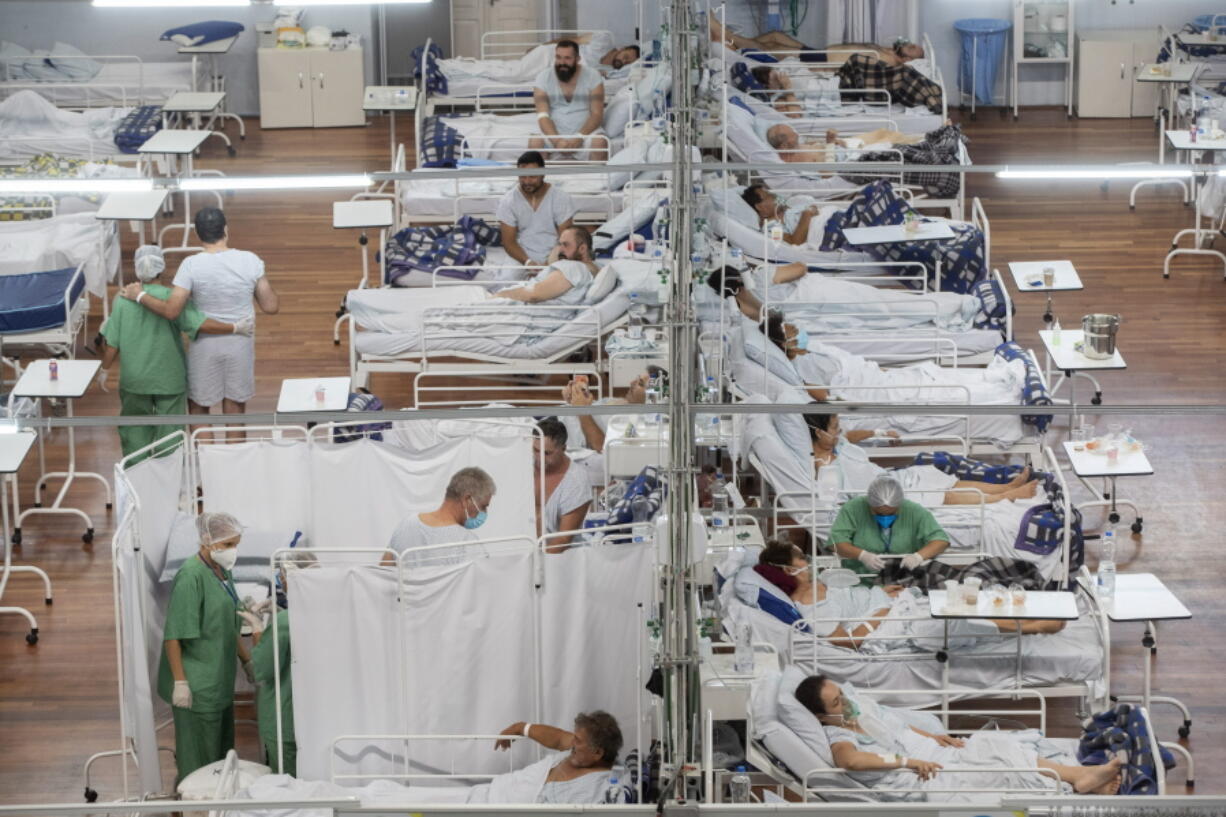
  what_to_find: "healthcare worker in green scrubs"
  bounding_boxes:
[831,474,950,584]
[158,512,254,782]
[100,245,252,459]
[248,551,316,776]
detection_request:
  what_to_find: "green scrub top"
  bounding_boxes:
[158,554,240,713]
[252,608,294,748]
[102,284,207,395]
[830,497,949,579]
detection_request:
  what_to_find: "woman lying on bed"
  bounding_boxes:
[761,312,1028,411]
[756,541,1064,638]
[801,411,1039,506]
[794,674,1121,795]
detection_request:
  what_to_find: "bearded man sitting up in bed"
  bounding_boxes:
[495,226,599,304]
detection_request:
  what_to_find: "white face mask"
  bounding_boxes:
[210,546,238,571]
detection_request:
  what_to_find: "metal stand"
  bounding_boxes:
[0,433,51,645]
[1115,621,1196,785]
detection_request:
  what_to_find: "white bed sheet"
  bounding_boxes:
[725,591,1103,707]
[400,174,623,220]
[0,211,118,297]
[0,90,128,161]
[0,60,203,106]
[437,111,625,162]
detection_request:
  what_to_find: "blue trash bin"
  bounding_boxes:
[954,18,1011,107]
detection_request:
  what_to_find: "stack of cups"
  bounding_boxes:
[943,579,961,612]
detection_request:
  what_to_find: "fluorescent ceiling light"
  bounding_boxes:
[93,0,248,7]
[178,175,371,191]
[997,168,1193,180]
[0,179,154,194]
[275,0,430,4]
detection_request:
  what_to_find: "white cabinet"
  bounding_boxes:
[1075,30,1163,118]
[1013,0,1075,117]
[258,47,365,129]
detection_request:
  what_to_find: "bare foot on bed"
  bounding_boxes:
[826,129,839,144]
[1004,480,1039,500]
[1005,466,1031,489]
[1074,756,1123,795]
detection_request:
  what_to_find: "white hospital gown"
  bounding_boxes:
[543,459,592,535]
[534,64,604,135]
[496,184,577,263]
[386,514,482,567]
[524,260,594,306]
[796,584,893,636]
[536,770,610,804]
[173,248,264,406]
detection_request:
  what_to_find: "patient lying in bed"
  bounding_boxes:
[709,12,925,66]
[763,122,921,163]
[794,674,1122,797]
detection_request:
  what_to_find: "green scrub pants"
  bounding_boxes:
[262,738,297,777]
[172,705,235,783]
[118,390,187,460]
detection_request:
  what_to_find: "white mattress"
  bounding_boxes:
[1,61,203,106]
[728,593,1104,707]
[353,287,630,360]
[387,247,532,288]
[401,174,624,220]
[435,111,625,162]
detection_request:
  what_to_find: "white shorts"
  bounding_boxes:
[898,464,959,507]
[187,333,255,407]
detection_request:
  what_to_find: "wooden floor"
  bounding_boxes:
[2,108,1225,802]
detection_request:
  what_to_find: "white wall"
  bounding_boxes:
[0,0,377,115]
[919,0,1215,108]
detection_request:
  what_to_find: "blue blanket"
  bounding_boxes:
[1079,704,1174,795]
[820,180,986,294]
[909,451,1084,585]
[114,105,162,154]
[411,42,448,96]
[994,341,1052,430]
[382,216,501,286]
[419,114,467,168]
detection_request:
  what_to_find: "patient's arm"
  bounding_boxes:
[784,208,817,245]
[916,538,949,561]
[545,502,591,552]
[734,288,763,321]
[831,741,939,777]
[500,222,539,266]
[499,268,574,303]
[824,606,892,648]
[495,722,575,752]
[771,262,809,284]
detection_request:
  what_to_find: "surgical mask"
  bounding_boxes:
[874,514,897,529]
[793,329,809,351]
[211,546,238,571]
[463,498,488,530]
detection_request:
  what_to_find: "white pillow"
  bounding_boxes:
[23,50,62,81]
[740,315,802,385]
[0,41,31,76]
[776,664,834,766]
[750,670,784,736]
[603,87,632,136]
[708,184,759,230]
[49,42,101,80]
[586,264,619,303]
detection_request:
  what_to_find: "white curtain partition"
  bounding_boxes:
[827,0,911,45]
[196,434,537,552]
[290,544,654,784]
[111,445,188,799]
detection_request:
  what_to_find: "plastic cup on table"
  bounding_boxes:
[1009,583,1027,607]
[962,576,982,608]
[1071,427,1086,451]
[943,580,961,612]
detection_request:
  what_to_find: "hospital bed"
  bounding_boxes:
[0,91,148,165]
[345,263,642,389]
[0,211,119,322]
[741,668,1171,802]
[0,263,89,361]
[0,55,206,108]
[718,557,1107,712]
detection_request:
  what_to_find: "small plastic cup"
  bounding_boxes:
[1042,266,1055,287]
[1010,583,1027,606]
[1071,427,1086,451]
[962,576,982,607]
[989,583,1007,608]
[1106,444,1120,465]
[314,383,326,405]
[943,579,961,610]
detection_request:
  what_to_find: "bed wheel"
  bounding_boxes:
[11,528,20,546]
[1129,204,1136,210]
[1108,512,1120,524]
[1091,392,1102,405]
[1179,722,1191,739]
[1012,113,1019,121]
[84,788,98,803]
[82,529,94,545]
[105,502,112,510]
[1131,519,1143,534]
[227,147,237,158]
[333,339,340,346]
[1163,272,1171,279]
[25,629,38,646]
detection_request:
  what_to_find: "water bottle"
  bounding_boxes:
[733,621,754,674]
[1051,318,1061,346]
[704,376,718,403]
[729,765,752,803]
[584,486,609,545]
[1097,529,1117,601]
[604,767,628,803]
[627,293,645,340]
[729,246,746,271]
[630,495,652,543]
[711,472,729,528]
[651,205,668,254]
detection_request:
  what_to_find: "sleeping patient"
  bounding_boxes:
[709,11,925,65]
[764,123,922,163]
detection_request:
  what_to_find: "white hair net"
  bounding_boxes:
[134,245,165,282]
[866,474,904,508]
[197,512,244,546]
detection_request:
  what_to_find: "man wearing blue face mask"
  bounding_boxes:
[830,474,949,585]
[382,467,496,567]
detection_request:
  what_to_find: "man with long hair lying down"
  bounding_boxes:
[709,11,924,65]
[793,673,1122,795]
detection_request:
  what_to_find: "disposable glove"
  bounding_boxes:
[901,553,926,570]
[172,680,192,709]
[858,550,886,571]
